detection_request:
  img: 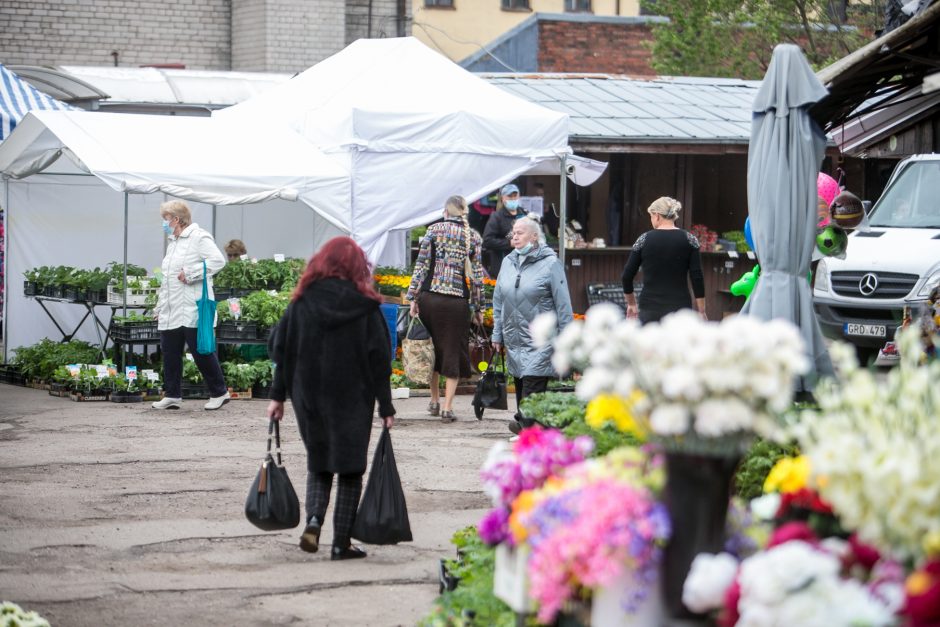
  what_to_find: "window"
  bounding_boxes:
[425,0,454,6]
[565,0,591,11]
[501,0,530,10]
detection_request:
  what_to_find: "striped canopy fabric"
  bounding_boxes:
[0,64,74,141]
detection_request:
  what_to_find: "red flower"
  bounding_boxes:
[904,560,940,627]
[768,521,819,548]
[718,576,741,627]
[848,533,881,571]
[776,487,833,517]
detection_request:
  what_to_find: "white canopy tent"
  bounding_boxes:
[215,37,603,261]
[0,110,351,358]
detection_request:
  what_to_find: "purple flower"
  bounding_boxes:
[478,508,510,546]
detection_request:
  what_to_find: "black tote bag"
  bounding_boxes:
[473,352,508,411]
[245,420,301,531]
[350,427,412,545]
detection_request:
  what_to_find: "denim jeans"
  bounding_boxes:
[159,326,227,398]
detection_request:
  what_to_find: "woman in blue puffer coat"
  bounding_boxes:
[491,216,573,433]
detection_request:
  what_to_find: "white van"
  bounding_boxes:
[813,154,940,362]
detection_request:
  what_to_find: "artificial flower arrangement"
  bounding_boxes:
[478,427,594,546]
[534,306,809,454]
[509,447,670,622]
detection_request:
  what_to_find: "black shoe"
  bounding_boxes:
[331,545,367,561]
[508,420,522,435]
[299,517,321,553]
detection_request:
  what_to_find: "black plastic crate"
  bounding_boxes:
[86,288,109,303]
[181,382,209,399]
[23,281,37,297]
[111,320,159,343]
[217,320,258,341]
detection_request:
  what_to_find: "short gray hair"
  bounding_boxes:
[516,214,546,245]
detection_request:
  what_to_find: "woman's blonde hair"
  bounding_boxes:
[516,214,546,245]
[160,199,192,227]
[648,196,682,221]
[224,239,247,257]
[445,195,476,281]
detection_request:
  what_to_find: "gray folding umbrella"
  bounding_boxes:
[741,44,833,389]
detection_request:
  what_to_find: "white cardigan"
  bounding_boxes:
[154,223,227,331]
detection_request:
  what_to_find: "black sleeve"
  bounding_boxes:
[483,213,511,252]
[621,233,647,294]
[689,247,705,298]
[368,309,396,418]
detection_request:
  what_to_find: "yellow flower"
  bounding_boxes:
[923,531,940,557]
[585,393,647,439]
[508,490,538,544]
[763,455,811,494]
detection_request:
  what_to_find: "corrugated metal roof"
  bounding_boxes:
[483,74,761,144]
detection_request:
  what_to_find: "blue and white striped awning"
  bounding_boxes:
[1,64,74,141]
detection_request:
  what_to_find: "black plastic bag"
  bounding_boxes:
[245,420,301,531]
[351,427,412,545]
[473,352,508,411]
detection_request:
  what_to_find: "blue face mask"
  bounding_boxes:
[505,199,520,211]
[162,219,173,236]
[517,243,534,256]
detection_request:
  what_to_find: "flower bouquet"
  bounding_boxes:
[509,447,670,623]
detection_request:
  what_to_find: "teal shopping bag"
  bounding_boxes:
[196,260,216,355]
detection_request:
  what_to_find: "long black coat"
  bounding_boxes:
[269,278,395,475]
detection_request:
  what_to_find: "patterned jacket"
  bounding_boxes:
[406,219,486,310]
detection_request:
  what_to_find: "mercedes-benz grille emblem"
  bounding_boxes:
[858,273,879,297]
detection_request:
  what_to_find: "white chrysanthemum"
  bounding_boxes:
[682,552,739,613]
[749,493,781,521]
[575,367,616,401]
[649,403,690,435]
[694,397,753,436]
[662,365,703,401]
[529,312,557,348]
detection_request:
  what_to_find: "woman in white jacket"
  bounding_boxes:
[151,200,230,410]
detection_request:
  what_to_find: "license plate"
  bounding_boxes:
[844,323,886,338]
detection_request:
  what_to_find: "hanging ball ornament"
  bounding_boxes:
[478,361,489,372]
[829,190,865,230]
[816,225,849,257]
[817,172,840,208]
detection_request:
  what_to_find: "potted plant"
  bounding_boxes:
[250,360,275,399]
[221,361,254,398]
[181,358,208,399]
[110,373,143,403]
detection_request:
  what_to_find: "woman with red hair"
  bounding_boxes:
[267,237,395,561]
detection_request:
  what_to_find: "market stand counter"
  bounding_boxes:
[563,247,757,321]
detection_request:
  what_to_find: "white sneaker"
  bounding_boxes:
[204,391,230,410]
[152,397,182,410]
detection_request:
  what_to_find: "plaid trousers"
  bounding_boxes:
[306,471,363,548]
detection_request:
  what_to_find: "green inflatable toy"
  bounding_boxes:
[730,264,760,298]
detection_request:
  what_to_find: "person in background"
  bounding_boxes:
[468,191,498,236]
[483,183,525,277]
[406,196,486,423]
[492,216,573,435]
[224,239,247,261]
[621,196,705,324]
[151,200,230,410]
[267,237,395,561]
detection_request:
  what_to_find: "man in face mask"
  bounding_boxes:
[482,183,525,278]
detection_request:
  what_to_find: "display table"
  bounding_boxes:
[27,295,152,360]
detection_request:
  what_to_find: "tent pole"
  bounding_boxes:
[123,193,128,321]
[559,155,568,267]
[2,178,8,363]
[211,204,217,238]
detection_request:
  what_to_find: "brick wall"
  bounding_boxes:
[538,20,656,75]
[0,0,232,69]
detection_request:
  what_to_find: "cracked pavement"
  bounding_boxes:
[0,384,516,626]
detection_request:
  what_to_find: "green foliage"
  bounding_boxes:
[11,339,101,381]
[182,359,204,384]
[112,312,153,324]
[519,391,586,428]
[734,438,800,500]
[645,0,885,79]
[239,290,290,329]
[563,418,641,457]
[214,258,305,291]
[421,526,515,627]
[722,230,750,253]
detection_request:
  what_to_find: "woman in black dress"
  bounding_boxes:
[621,197,706,324]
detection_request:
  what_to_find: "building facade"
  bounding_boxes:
[411,0,643,64]
[0,0,411,73]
